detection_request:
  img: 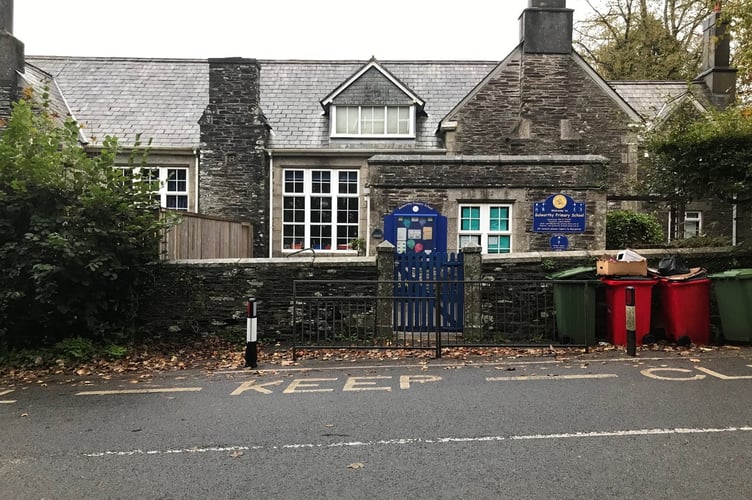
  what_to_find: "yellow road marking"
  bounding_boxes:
[0,389,16,403]
[76,387,202,396]
[231,380,284,395]
[487,374,618,382]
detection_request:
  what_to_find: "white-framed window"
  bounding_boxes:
[282,169,359,250]
[458,204,512,254]
[331,105,414,137]
[116,166,189,211]
[684,211,702,238]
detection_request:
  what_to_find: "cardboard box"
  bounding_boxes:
[596,258,648,276]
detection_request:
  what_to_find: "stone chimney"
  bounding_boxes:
[199,58,270,257]
[519,0,573,54]
[696,7,736,105]
[0,0,24,120]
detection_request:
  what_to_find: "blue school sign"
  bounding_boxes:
[533,194,586,233]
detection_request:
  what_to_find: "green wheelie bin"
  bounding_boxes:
[708,269,752,343]
[549,267,598,346]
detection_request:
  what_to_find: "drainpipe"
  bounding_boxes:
[268,150,274,257]
[193,148,199,213]
[733,195,737,246]
[365,185,371,256]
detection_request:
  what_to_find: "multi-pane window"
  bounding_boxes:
[333,106,412,137]
[116,166,189,211]
[165,168,188,210]
[684,211,702,238]
[282,169,359,250]
[458,204,512,253]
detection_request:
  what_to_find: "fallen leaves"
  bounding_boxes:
[0,333,744,385]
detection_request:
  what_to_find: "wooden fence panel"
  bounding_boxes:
[161,211,253,260]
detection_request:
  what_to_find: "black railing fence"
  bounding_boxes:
[292,279,601,358]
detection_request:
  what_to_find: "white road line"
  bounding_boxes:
[486,374,619,381]
[75,387,202,396]
[84,425,752,458]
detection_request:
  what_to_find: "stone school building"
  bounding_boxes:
[0,0,743,258]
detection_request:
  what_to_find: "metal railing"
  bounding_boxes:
[292,279,600,358]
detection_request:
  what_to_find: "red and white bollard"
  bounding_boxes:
[245,298,258,368]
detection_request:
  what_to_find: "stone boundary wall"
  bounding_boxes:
[137,247,752,341]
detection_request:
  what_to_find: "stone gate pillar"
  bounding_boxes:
[376,241,395,339]
[461,242,482,339]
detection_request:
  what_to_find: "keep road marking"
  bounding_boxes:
[231,375,443,395]
[75,387,202,396]
[486,374,618,382]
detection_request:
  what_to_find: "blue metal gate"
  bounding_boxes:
[394,252,464,332]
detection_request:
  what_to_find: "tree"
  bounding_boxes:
[0,92,172,349]
[642,104,752,205]
[575,0,713,80]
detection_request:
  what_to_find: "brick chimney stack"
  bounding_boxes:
[520,0,573,54]
[697,7,736,106]
[0,0,24,120]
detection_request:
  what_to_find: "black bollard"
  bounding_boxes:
[245,298,258,368]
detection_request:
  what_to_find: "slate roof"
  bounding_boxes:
[26,56,209,149]
[607,81,712,121]
[260,60,497,150]
[19,63,72,123]
[24,55,715,151]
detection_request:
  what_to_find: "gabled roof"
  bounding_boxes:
[439,46,642,131]
[26,56,209,149]
[18,63,88,143]
[319,58,425,112]
[439,46,522,130]
[608,81,713,122]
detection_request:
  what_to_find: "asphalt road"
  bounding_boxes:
[2,351,752,500]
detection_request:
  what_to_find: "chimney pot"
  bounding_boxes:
[0,0,12,34]
[529,0,566,7]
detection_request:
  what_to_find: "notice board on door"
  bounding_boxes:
[384,202,447,254]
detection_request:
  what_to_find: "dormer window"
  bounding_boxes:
[321,58,425,140]
[332,105,414,137]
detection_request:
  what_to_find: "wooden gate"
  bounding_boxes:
[394,252,464,332]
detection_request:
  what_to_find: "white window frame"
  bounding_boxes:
[458,204,513,254]
[282,169,360,251]
[330,105,415,138]
[684,211,702,238]
[116,166,189,211]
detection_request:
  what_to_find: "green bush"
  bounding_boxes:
[0,95,174,349]
[606,210,664,249]
[55,337,96,362]
[104,344,129,359]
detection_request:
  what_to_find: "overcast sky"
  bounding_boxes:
[14,0,591,61]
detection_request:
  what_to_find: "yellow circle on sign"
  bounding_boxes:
[552,195,568,209]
